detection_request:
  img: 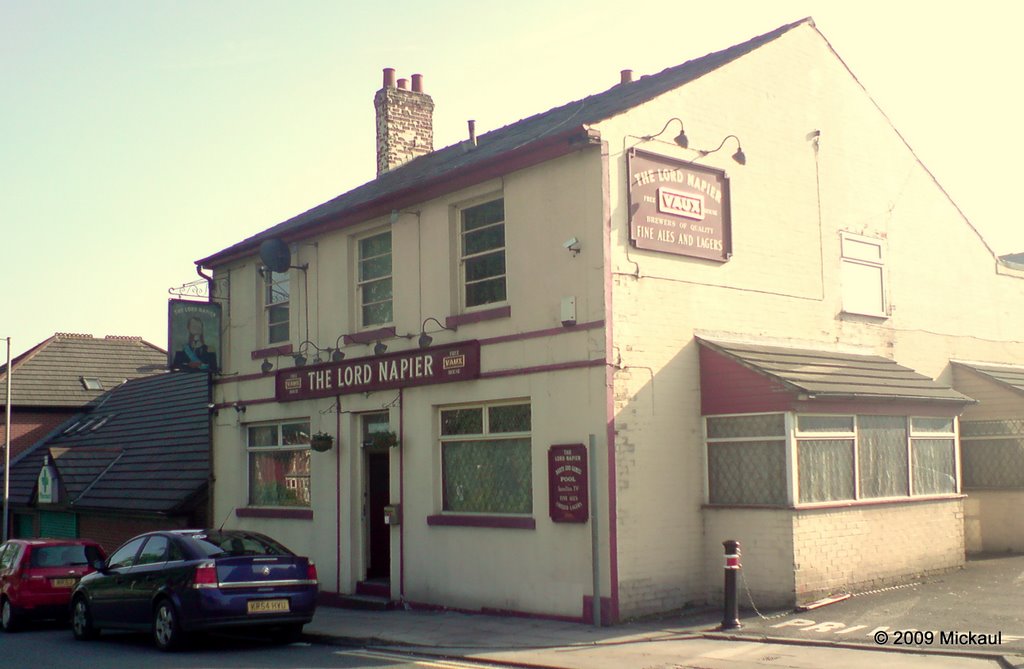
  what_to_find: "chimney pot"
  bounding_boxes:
[620,69,633,84]
[383,67,396,88]
[468,119,477,146]
[397,78,408,90]
[411,73,424,93]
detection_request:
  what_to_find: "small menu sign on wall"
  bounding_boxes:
[548,444,589,523]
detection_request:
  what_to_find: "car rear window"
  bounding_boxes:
[29,545,100,568]
[188,532,292,558]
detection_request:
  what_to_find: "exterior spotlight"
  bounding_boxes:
[293,353,307,367]
[418,332,433,349]
[732,148,746,165]
[673,129,689,148]
[261,358,273,374]
[698,134,746,165]
[331,348,345,362]
[643,117,688,146]
[373,341,388,356]
[313,352,322,364]
[418,317,456,350]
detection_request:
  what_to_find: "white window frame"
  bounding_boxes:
[356,229,393,329]
[840,232,887,318]
[458,198,507,311]
[263,269,290,345]
[246,419,311,508]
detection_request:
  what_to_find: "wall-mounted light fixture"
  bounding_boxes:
[418,317,457,349]
[563,237,581,257]
[698,134,746,165]
[642,117,689,148]
[261,358,273,374]
[233,402,246,414]
[373,341,388,356]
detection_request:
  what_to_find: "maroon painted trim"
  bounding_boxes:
[479,320,604,346]
[479,358,605,380]
[197,126,592,268]
[344,327,397,345]
[426,514,536,529]
[236,507,314,520]
[251,344,293,360]
[601,143,620,624]
[399,387,405,598]
[336,397,343,595]
[446,306,511,328]
[582,595,615,626]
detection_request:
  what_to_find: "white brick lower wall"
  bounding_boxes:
[703,499,964,608]
[964,490,1024,554]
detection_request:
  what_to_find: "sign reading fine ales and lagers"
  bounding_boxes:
[275,340,481,401]
[548,443,589,523]
[627,149,732,262]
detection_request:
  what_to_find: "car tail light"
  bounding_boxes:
[306,561,318,583]
[192,560,219,589]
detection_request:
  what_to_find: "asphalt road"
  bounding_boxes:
[0,624,517,669]
[730,554,1024,654]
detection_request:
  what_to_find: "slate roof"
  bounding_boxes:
[698,337,973,403]
[0,333,167,408]
[8,371,210,515]
[951,360,1024,396]
[198,18,811,268]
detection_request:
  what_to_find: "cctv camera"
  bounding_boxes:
[563,237,580,250]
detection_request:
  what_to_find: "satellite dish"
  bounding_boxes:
[259,239,291,273]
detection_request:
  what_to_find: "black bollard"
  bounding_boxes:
[721,539,741,630]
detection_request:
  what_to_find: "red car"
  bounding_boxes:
[0,538,106,631]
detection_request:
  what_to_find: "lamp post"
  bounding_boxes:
[3,337,11,541]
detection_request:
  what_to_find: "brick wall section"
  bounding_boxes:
[78,513,190,554]
[792,499,964,603]
[964,491,1024,553]
[703,508,796,609]
[374,86,434,175]
[1,410,73,459]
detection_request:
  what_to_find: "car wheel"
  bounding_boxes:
[153,599,186,652]
[71,597,99,640]
[1,597,20,633]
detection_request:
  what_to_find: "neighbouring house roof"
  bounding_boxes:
[8,371,210,515]
[698,337,973,406]
[951,360,1024,396]
[0,333,167,408]
[197,18,811,269]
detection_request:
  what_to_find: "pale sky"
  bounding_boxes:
[2,1,1021,358]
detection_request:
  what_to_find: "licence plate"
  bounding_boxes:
[51,578,76,588]
[247,599,290,614]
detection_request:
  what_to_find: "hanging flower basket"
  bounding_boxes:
[363,430,399,449]
[310,432,335,452]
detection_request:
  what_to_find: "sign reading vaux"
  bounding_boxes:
[627,149,731,262]
[275,340,481,401]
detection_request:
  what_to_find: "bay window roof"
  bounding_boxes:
[697,337,973,415]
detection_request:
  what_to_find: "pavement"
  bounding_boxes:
[305,555,1024,668]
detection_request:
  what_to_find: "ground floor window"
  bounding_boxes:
[960,419,1024,488]
[706,412,957,506]
[247,420,311,507]
[439,402,532,514]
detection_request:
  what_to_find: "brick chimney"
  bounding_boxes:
[374,68,434,176]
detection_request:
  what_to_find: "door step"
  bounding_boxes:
[356,580,391,598]
[335,593,393,610]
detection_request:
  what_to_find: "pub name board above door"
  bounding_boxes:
[627,149,732,262]
[275,340,481,401]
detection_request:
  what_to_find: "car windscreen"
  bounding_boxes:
[29,545,97,568]
[187,532,293,558]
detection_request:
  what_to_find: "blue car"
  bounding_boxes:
[70,529,318,651]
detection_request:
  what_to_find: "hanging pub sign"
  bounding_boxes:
[37,454,60,505]
[168,299,221,373]
[627,149,731,262]
[275,340,481,401]
[548,443,589,523]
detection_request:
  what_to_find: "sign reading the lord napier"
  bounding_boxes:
[275,340,481,401]
[627,149,732,262]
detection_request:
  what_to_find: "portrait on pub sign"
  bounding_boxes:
[168,299,221,373]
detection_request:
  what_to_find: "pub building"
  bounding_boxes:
[198,19,1024,623]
